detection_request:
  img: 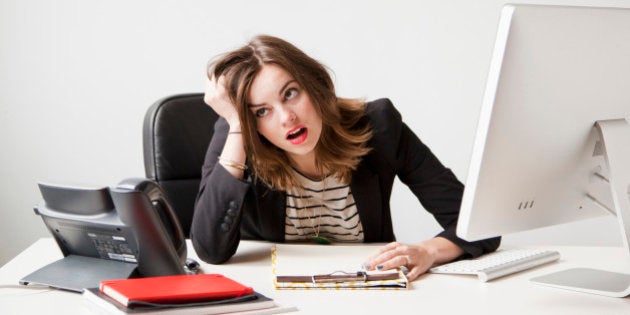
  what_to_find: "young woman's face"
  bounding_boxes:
[247,64,322,162]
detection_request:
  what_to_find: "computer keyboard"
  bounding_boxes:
[429,249,560,282]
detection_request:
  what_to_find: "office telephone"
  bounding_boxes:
[20,178,195,292]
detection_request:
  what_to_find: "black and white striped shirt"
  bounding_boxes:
[285,171,364,242]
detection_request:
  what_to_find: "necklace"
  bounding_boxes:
[310,208,330,245]
[305,178,330,245]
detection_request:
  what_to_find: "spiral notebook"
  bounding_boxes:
[271,244,408,290]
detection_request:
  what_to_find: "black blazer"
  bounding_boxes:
[191,98,500,264]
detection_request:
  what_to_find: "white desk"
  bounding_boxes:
[1,238,629,314]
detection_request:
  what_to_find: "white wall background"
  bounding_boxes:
[1,0,629,265]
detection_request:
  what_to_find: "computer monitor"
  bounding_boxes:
[455,4,630,297]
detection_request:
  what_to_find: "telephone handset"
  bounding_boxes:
[110,178,187,277]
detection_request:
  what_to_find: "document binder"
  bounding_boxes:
[276,270,400,284]
[271,244,408,290]
[99,274,253,306]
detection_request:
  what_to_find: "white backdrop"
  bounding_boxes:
[1,0,628,265]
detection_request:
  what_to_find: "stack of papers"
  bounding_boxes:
[82,273,296,314]
[83,288,279,314]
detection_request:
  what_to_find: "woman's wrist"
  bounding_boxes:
[420,237,464,265]
[228,123,242,134]
[219,156,247,171]
[226,115,241,130]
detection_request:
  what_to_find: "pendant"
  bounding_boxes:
[310,236,331,245]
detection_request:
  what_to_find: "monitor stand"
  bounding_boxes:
[530,119,630,297]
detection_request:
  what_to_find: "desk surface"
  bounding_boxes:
[1,238,629,314]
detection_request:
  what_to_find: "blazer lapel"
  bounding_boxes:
[351,162,383,242]
[254,185,286,242]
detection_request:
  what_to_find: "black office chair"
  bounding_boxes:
[143,93,218,237]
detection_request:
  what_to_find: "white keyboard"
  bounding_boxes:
[430,249,560,282]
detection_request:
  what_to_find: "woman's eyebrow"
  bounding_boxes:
[278,80,296,96]
[248,79,297,108]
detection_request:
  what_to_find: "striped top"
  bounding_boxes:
[285,171,364,242]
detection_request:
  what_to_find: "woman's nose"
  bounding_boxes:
[279,106,296,125]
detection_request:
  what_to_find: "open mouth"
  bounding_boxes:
[286,127,306,140]
[286,127,308,145]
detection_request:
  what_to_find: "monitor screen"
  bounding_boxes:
[455,4,630,297]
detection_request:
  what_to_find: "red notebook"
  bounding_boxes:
[99,274,254,307]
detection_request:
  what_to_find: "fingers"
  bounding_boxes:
[405,267,423,282]
[204,75,240,125]
[206,73,223,85]
[204,75,227,100]
[364,242,409,270]
[212,75,227,90]
[203,76,219,104]
[376,255,409,271]
[362,242,434,282]
[366,242,400,262]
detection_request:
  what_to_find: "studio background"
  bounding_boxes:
[1,0,628,265]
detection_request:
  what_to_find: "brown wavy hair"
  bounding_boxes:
[207,35,372,191]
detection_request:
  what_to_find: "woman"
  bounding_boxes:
[190,35,500,281]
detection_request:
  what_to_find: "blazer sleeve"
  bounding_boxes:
[190,118,250,264]
[371,99,500,258]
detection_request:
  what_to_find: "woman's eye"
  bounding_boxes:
[255,108,269,117]
[284,88,298,100]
